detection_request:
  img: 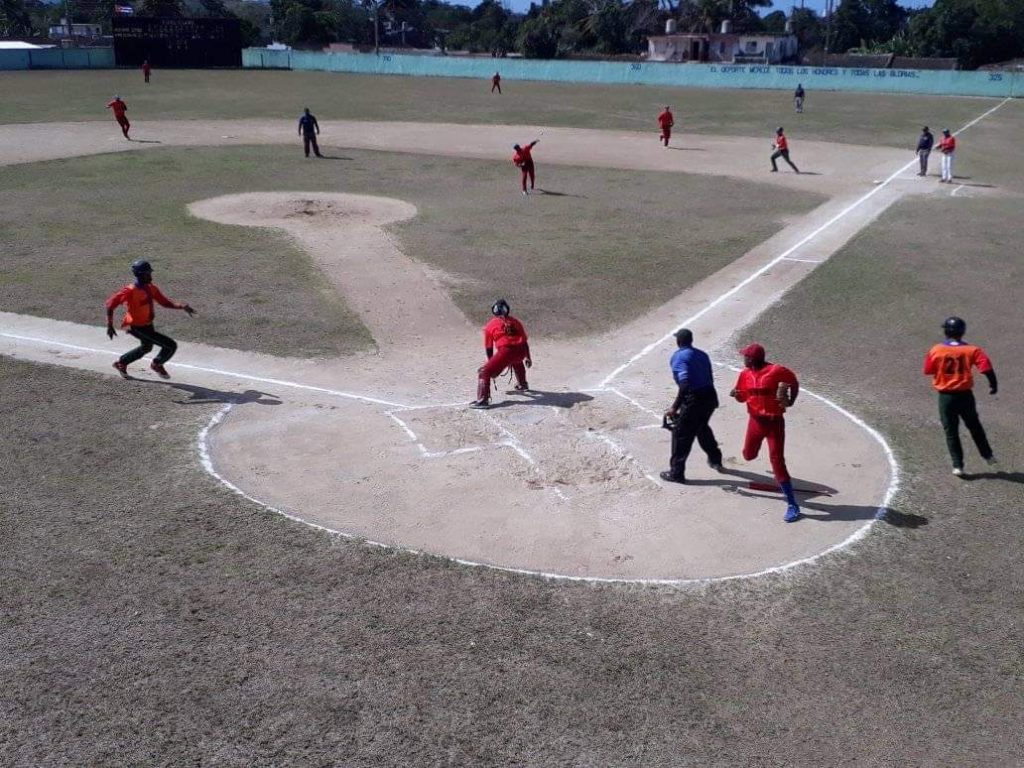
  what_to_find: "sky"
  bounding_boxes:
[456,0,937,15]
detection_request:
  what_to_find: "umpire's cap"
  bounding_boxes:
[674,328,694,346]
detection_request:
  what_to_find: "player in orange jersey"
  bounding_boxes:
[512,140,539,195]
[106,260,195,379]
[923,316,998,476]
[657,106,674,147]
[770,126,799,173]
[730,343,803,522]
[470,299,532,409]
[107,95,130,139]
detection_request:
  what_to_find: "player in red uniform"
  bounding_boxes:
[923,316,998,476]
[491,72,501,93]
[106,260,195,379]
[470,299,532,409]
[657,106,674,148]
[730,343,803,522]
[142,60,152,84]
[512,140,539,195]
[107,95,130,139]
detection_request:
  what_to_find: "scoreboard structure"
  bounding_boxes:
[113,17,242,68]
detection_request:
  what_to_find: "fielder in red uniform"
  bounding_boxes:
[471,299,532,408]
[491,72,501,93]
[512,140,539,195]
[730,343,803,522]
[142,60,152,84]
[107,95,130,139]
[657,106,674,147]
[106,259,195,379]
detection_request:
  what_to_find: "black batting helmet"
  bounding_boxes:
[492,299,511,317]
[942,316,966,336]
[131,259,153,277]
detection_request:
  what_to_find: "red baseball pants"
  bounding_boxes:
[742,415,790,484]
[661,128,671,146]
[520,163,535,191]
[477,344,528,400]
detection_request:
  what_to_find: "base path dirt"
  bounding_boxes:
[3,108,1009,582]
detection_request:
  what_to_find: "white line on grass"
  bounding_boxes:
[598,96,1011,390]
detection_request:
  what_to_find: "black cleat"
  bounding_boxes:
[659,471,686,484]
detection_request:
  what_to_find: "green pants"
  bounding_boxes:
[938,390,992,469]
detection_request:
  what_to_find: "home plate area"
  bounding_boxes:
[207,383,889,581]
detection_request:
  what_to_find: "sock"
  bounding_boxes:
[780,480,798,507]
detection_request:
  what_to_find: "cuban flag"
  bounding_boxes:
[114,5,134,15]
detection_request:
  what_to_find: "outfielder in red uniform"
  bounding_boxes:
[471,299,532,409]
[491,72,501,94]
[107,95,130,139]
[657,106,674,148]
[730,343,803,522]
[142,60,152,84]
[512,140,539,195]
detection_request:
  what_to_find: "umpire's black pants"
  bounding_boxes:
[120,325,177,366]
[670,387,723,479]
[303,134,323,157]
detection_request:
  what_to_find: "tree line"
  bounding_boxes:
[2,0,1023,69]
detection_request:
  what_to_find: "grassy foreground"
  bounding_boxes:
[0,69,997,149]
[0,145,822,349]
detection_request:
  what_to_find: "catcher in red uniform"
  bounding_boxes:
[730,343,803,522]
[471,299,532,408]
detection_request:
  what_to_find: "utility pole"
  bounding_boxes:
[824,0,833,56]
[374,1,380,56]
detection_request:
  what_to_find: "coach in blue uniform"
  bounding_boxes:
[298,108,323,158]
[661,328,724,484]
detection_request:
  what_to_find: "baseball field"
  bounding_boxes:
[1,70,1021,766]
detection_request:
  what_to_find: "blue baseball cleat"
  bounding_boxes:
[784,505,803,523]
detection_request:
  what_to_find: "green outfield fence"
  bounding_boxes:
[242,48,1022,99]
[0,47,115,70]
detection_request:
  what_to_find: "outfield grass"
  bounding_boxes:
[0,69,997,149]
[0,145,822,350]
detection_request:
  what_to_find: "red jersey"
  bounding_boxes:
[658,110,674,129]
[107,99,127,119]
[938,135,956,154]
[142,62,151,74]
[106,282,182,328]
[483,315,528,350]
[774,133,789,151]
[513,145,534,168]
[492,74,500,84]
[924,341,991,392]
[733,364,799,419]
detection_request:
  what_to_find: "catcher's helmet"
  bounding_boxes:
[130,259,153,277]
[943,316,966,336]
[492,299,511,317]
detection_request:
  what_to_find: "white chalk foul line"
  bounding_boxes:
[0,331,408,408]
[599,96,1011,390]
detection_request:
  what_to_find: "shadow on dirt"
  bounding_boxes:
[961,470,1024,484]
[534,189,587,198]
[487,390,594,409]
[135,379,282,406]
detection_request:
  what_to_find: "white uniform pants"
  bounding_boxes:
[941,152,955,182]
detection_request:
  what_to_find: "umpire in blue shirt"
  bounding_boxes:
[661,328,724,484]
[298,108,323,158]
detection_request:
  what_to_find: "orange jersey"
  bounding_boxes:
[483,315,528,350]
[512,145,534,167]
[774,134,789,151]
[658,110,674,129]
[106,282,181,328]
[733,364,799,419]
[923,341,991,392]
[938,135,956,154]
[107,99,127,119]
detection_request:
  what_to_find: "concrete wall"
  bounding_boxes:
[242,48,1022,98]
[0,47,115,70]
